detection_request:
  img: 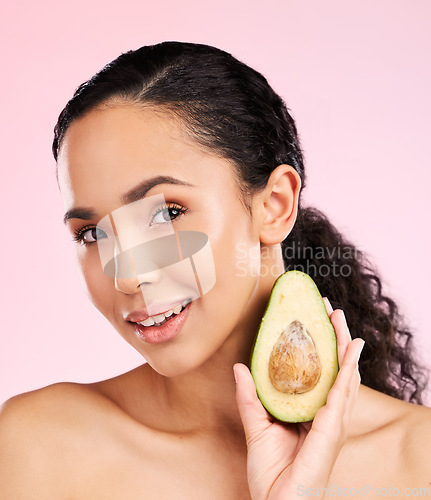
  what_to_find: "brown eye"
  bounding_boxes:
[73,226,107,245]
[151,204,186,225]
[83,227,106,243]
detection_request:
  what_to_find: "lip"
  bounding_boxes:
[125,299,191,323]
[131,301,191,344]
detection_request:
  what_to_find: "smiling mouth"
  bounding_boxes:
[133,298,192,327]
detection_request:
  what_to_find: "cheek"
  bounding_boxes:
[76,249,114,313]
[213,216,261,281]
[205,217,261,320]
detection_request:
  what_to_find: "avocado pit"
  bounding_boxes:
[268,320,322,394]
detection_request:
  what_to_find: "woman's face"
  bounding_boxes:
[57,104,266,375]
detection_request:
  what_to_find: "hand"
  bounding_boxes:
[233,298,364,500]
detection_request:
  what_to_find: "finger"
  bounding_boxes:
[317,338,364,433]
[292,339,364,480]
[233,363,272,445]
[344,341,363,423]
[331,309,352,366]
[322,297,334,317]
[334,338,363,437]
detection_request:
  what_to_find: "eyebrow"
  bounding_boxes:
[63,175,194,225]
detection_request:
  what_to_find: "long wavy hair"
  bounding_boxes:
[52,41,428,404]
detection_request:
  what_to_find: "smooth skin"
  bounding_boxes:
[0,105,430,499]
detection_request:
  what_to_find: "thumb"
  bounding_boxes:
[233,363,273,445]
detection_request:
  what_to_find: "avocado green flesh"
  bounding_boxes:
[250,270,339,423]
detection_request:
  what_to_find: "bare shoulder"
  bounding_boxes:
[0,382,132,499]
[397,398,431,474]
[333,387,431,491]
[0,381,119,433]
[375,390,431,485]
[379,390,431,446]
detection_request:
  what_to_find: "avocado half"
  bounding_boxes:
[250,270,339,423]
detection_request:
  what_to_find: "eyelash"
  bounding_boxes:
[72,202,188,246]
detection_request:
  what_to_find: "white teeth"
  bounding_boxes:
[137,301,191,327]
[141,317,155,327]
[173,304,182,314]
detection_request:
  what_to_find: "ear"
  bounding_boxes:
[259,164,301,245]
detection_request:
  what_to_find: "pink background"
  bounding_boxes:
[1,1,430,404]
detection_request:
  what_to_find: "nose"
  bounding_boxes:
[114,249,163,294]
[114,274,140,294]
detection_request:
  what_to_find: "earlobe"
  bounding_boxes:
[259,165,301,245]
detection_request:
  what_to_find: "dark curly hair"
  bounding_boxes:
[52,41,428,404]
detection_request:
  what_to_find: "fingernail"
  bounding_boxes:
[323,297,333,312]
[233,365,238,384]
[357,339,365,363]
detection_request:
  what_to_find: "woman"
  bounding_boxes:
[0,41,429,499]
